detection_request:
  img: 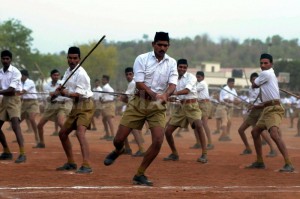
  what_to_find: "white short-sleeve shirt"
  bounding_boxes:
[196,80,210,100]
[0,65,22,91]
[101,83,114,101]
[133,51,178,94]
[219,85,238,102]
[62,66,93,99]
[176,72,198,100]
[254,68,280,102]
[22,78,38,99]
[248,87,262,105]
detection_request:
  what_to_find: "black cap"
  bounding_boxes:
[154,32,169,42]
[68,46,81,57]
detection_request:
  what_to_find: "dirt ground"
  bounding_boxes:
[0,114,300,199]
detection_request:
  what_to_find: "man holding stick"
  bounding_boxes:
[104,32,178,186]
[246,53,294,172]
[55,46,95,174]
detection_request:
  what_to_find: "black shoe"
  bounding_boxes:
[15,154,26,163]
[163,153,179,161]
[100,135,109,140]
[245,162,265,169]
[56,163,77,171]
[206,144,214,150]
[104,149,123,166]
[106,136,114,141]
[32,143,45,148]
[75,166,93,174]
[123,148,132,155]
[240,149,252,155]
[266,150,277,157]
[0,152,13,160]
[279,164,294,172]
[51,132,59,136]
[197,154,208,163]
[132,150,145,157]
[189,143,201,149]
[218,136,232,141]
[133,175,153,186]
[212,130,220,134]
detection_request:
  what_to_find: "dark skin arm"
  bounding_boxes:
[52,85,80,99]
[119,95,129,103]
[0,87,16,96]
[136,82,176,104]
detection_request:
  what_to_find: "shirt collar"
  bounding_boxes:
[150,51,169,61]
[0,65,13,73]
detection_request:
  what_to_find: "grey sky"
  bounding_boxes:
[1,0,299,54]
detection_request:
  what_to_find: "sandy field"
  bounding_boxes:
[0,114,299,199]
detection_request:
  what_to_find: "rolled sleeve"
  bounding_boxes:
[168,61,178,85]
[10,70,21,89]
[133,56,145,83]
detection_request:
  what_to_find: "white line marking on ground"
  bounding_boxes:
[1,185,300,193]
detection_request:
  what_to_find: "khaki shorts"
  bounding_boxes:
[42,101,73,122]
[169,102,202,128]
[292,108,300,118]
[245,108,263,126]
[0,96,21,121]
[64,99,95,130]
[102,101,115,117]
[214,104,233,126]
[256,105,284,130]
[120,96,167,130]
[21,99,40,118]
[198,101,212,118]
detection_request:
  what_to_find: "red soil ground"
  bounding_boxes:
[0,115,299,198]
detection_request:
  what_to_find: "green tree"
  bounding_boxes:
[0,19,33,69]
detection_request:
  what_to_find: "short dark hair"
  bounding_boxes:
[177,59,188,66]
[250,72,259,80]
[50,69,60,76]
[125,67,133,73]
[102,75,110,81]
[260,53,273,63]
[227,78,235,83]
[1,50,12,58]
[196,71,204,77]
[20,69,29,77]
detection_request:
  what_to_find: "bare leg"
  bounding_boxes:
[164,125,178,154]
[238,121,251,151]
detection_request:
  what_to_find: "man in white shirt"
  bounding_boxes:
[215,78,240,141]
[194,71,214,150]
[119,67,145,157]
[20,69,40,145]
[163,59,208,163]
[100,75,115,141]
[237,72,277,157]
[55,46,95,174]
[0,50,26,163]
[34,69,72,148]
[246,53,294,172]
[91,79,102,131]
[104,32,178,186]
